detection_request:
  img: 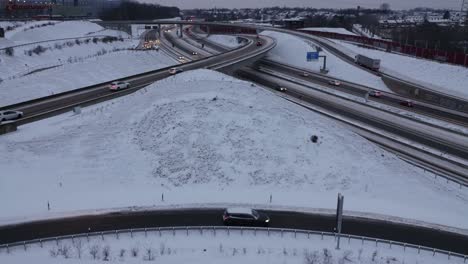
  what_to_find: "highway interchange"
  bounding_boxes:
[1,21,467,255]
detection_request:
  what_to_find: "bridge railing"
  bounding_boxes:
[0,226,466,262]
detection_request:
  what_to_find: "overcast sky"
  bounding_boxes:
[137,0,462,10]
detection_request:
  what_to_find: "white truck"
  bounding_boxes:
[355,54,380,71]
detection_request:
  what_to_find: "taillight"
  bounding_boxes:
[223,215,229,221]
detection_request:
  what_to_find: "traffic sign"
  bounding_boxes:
[307,52,319,61]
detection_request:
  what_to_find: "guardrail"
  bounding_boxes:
[1,226,466,262]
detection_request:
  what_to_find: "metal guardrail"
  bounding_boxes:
[0,226,466,262]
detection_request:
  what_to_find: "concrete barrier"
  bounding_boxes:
[382,75,468,113]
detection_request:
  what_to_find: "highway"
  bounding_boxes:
[1,208,468,255]
[0,29,275,127]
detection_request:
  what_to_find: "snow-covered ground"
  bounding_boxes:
[0,20,178,106]
[206,35,243,48]
[300,27,356,36]
[260,31,391,91]
[6,21,108,44]
[1,69,467,231]
[1,228,462,264]
[0,50,176,106]
[334,41,468,100]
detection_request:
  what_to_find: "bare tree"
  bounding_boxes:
[159,243,166,255]
[119,249,126,258]
[304,250,320,264]
[73,239,83,259]
[59,244,71,259]
[323,248,333,264]
[380,3,390,11]
[90,245,100,260]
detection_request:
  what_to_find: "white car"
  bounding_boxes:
[328,80,341,86]
[109,81,130,91]
[0,110,23,122]
[169,67,184,75]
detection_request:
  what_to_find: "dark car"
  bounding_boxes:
[400,100,414,107]
[256,41,263,46]
[223,208,270,227]
[369,90,382,98]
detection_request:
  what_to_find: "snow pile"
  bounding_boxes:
[0,69,467,230]
[207,35,243,48]
[336,41,468,100]
[261,31,390,91]
[301,27,357,36]
[0,228,460,264]
[0,50,176,106]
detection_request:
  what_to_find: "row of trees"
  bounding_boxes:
[99,0,180,21]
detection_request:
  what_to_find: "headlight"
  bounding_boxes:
[265,219,270,223]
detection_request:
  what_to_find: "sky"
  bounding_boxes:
[138,0,463,10]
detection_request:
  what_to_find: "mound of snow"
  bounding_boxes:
[261,31,391,91]
[0,69,467,229]
[301,27,357,36]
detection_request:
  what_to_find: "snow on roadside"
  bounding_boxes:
[260,31,391,92]
[335,41,468,100]
[0,69,467,230]
[207,34,243,48]
[301,27,357,36]
[0,50,176,106]
[1,228,462,264]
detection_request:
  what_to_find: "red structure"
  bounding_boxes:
[6,0,53,11]
[298,30,468,68]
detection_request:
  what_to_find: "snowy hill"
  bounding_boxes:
[301,27,357,36]
[1,69,467,230]
[260,31,391,91]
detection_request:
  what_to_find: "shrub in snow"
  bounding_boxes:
[159,243,165,255]
[92,37,99,44]
[371,250,378,262]
[103,246,110,261]
[131,247,139,257]
[304,250,320,264]
[66,41,74,47]
[218,243,224,253]
[54,43,63,50]
[58,244,71,259]
[119,249,126,258]
[323,248,333,264]
[84,38,91,44]
[311,135,318,143]
[49,247,59,258]
[73,239,83,259]
[338,250,353,264]
[5,47,14,56]
[89,244,100,260]
[144,248,155,261]
[32,45,47,55]
[75,39,82,45]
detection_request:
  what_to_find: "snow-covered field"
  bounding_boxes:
[1,69,467,231]
[1,228,462,264]
[300,27,356,36]
[0,50,176,106]
[261,31,391,91]
[334,41,468,100]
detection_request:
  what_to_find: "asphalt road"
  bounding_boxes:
[1,208,467,255]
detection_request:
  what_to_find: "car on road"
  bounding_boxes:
[369,90,382,98]
[300,72,310,77]
[0,110,24,122]
[191,51,198,55]
[223,208,270,227]
[169,67,184,75]
[400,100,414,107]
[277,86,287,92]
[328,80,341,86]
[109,81,130,91]
[256,41,263,46]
